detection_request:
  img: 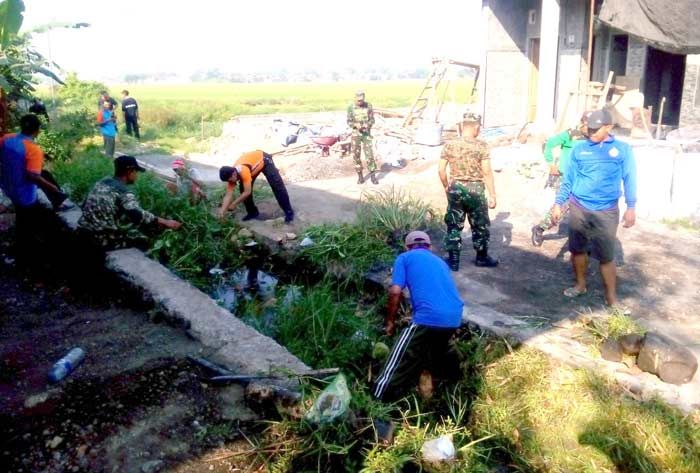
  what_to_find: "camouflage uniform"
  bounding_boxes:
[347,101,376,173]
[77,177,157,250]
[442,138,491,252]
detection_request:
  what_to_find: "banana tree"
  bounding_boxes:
[0,0,24,133]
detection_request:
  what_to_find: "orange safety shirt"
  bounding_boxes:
[227,150,266,191]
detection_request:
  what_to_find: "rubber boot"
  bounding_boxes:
[475,249,499,267]
[357,171,365,184]
[370,171,379,185]
[446,250,460,272]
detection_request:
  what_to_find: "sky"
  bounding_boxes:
[22,0,483,81]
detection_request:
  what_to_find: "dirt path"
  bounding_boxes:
[0,254,262,473]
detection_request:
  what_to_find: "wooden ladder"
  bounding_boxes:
[402,58,480,128]
[402,59,450,127]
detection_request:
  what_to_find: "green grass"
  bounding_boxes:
[101,80,474,152]
[467,337,700,473]
[357,186,440,246]
[299,223,396,288]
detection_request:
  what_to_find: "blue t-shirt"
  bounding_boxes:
[556,136,637,211]
[0,133,40,207]
[98,110,117,138]
[392,248,464,328]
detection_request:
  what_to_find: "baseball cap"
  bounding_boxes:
[114,155,145,174]
[172,159,186,169]
[587,109,612,128]
[355,90,365,97]
[405,230,431,247]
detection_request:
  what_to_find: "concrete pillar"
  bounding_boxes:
[536,0,560,132]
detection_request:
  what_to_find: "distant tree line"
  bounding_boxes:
[122,67,431,84]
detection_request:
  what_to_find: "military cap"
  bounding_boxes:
[355,90,365,97]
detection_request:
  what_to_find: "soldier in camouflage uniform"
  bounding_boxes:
[78,156,182,251]
[347,90,378,184]
[438,113,499,271]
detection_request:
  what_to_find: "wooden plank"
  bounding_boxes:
[598,71,614,110]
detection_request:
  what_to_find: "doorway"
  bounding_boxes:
[609,34,629,77]
[643,47,686,126]
[527,38,540,122]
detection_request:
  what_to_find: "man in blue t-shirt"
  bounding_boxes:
[550,109,637,314]
[373,230,464,401]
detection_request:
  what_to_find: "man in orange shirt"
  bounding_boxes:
[0,114,72,265]
[218,150,294,223]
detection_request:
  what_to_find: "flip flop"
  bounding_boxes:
[563,286,587,298]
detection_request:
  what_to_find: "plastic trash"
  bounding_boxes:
[299,237,314,248]
[421,435,456,465]
[305,373,351,424]
[212,286,238,311]
[281,286,302,309]
[48,348,85,383]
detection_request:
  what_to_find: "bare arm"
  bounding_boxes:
[481,158,497,208]
[26,172,60,195]
[229,181,252,209]
[385,285,402,336]
[218,188,235,218]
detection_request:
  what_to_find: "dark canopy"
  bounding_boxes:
[598,0,700,54]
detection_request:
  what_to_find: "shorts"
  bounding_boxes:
[568,203,619,263]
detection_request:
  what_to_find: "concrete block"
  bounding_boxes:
[105,248,309,376]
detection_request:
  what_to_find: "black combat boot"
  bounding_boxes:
[475,249,499,267]
[370,171,379,185]
[446,250,460,272]
[357,171,365,184]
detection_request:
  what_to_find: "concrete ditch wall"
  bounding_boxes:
[105,248,309,376]
[55,208,310,377]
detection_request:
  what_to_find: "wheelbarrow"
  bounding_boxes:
[310,135,340,157]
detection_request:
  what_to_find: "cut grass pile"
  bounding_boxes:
[469,337,700,473]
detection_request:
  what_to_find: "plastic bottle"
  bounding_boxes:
[48,348,85,383]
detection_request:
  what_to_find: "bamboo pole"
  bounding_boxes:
[656,97,666,140]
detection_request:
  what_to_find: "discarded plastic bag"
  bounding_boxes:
[304,374,351,424]
[421,435,456,465]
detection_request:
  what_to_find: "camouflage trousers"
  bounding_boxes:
[536,174,569,231]
[444,181,490,252]
[351,133,376,173]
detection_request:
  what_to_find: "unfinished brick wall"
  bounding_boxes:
[679,54,700,127]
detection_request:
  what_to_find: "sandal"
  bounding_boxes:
[563,286,587,298]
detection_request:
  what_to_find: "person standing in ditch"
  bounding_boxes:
[217,150,294,223]
[78,155,182,251]
[121,90,140,140]
[347,90,378,185]
[97,100,117,158]
[531,112,590,247]
[373,231,463,401]
[550,109,637,315]
[439,113,498,271]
